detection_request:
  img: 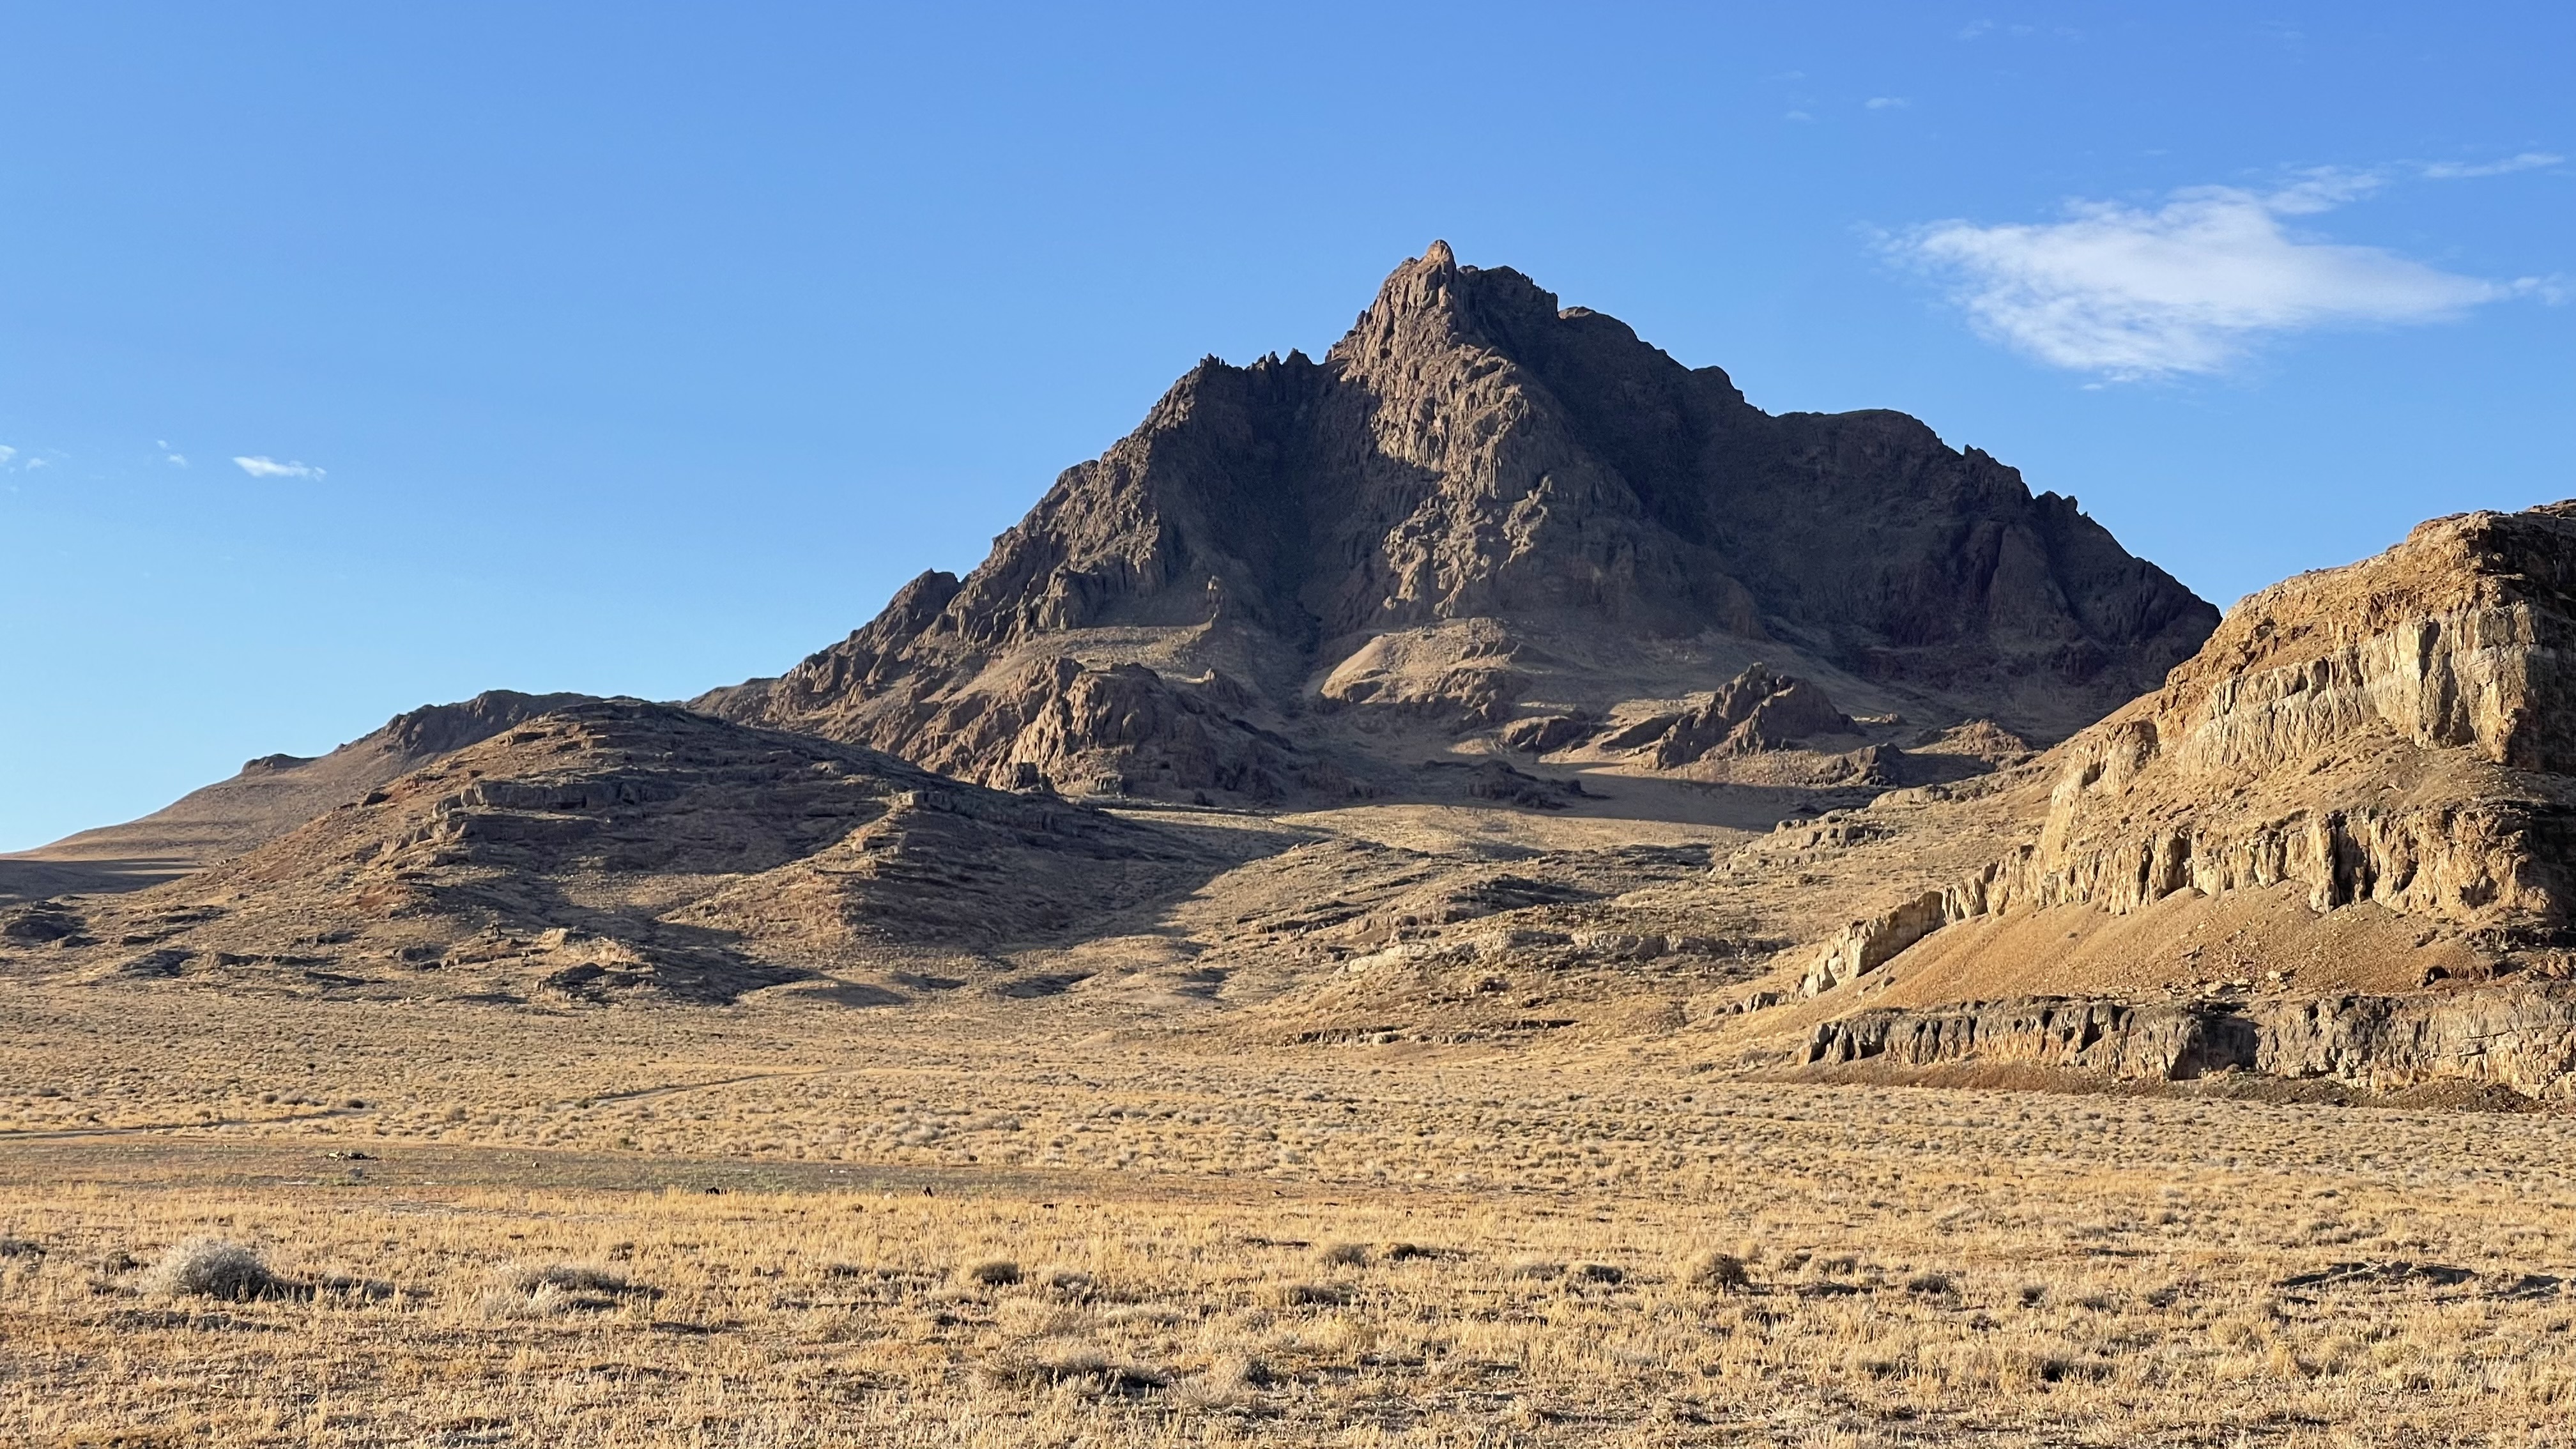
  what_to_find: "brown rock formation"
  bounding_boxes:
[1613,664,1857,769]
[2011,505,2576,930]
[1,690,595,901]
[698,243,2214,801]
[1796,503,2576,1000]
[1803,985,2576,1101]
[1,701,1226,1004]
[1764,501,2576,1100]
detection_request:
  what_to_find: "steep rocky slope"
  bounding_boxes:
[698,243,2214,803]
[0,691,594,901]
[0,701,1231,1004]
[1760,502,2576,1096]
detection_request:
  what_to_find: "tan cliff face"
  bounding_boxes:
[696,243,2215,803]
[1798,502,2576,1004]
[2005,505,2576,931]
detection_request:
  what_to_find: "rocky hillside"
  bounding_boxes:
[1759,502,2576,1097]
[1,690,594,901]
[698,243,2215,803]
[0,701,1230,1005]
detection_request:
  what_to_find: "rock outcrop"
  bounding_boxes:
[1588,664,1857,769]
[697,243,2214,802]
[2,690,597,901]
[1797,503,2576,997]
[1802,891,1951,996]
[1804,985,2576,1101]
[3,700,1226,1004]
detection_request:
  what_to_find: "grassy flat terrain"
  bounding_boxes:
[5,984,2575,1446]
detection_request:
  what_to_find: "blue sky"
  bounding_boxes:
[3,3,2568,849]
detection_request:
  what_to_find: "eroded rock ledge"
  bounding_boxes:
[1804,986,2576,1100]
[1800,505,2576,999]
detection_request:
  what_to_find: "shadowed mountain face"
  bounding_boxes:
[698,243,2216,802]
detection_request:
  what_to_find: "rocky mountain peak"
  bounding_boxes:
[698,246,2218,801]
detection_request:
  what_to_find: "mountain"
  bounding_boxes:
[696,243,2216,804]
[0,691,594,902]
[0,700,1230,1004]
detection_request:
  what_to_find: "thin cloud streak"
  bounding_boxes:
[2419,151,2562,180]
[233,456,326,480]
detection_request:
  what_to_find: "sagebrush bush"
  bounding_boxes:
[481,1261,650,1318]
[503,1262,635,1296]
[1684,1249,1751,1291]
[144,1239,282,1301]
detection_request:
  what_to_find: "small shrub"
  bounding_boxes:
[982,1339,1172,1397]
[504,1262,636,1296]
[1040,1266,1096,1297]
[1569,1262,1626,1285]
[1316,1241,1370,1268]
[1847,1347,1911,1379]
[482,1261,654,1318]
[962,1258,1022,1288]
[1905,1271,1958,1297]
[480,1284,583,1319]
[144,1239,283,1301]
[1276,1281,1351,1307]
[1684,1250,1751,1292]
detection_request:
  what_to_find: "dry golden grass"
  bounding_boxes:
[6,980,2576,1445]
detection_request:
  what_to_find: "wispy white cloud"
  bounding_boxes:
[157,439,188,467]
[1782,110,1814,123]
[233,455,325,480]
[1893,167,2542,379]
[0,445,15,469]
[2419,151,2562,180]
[1865,96,1910,110]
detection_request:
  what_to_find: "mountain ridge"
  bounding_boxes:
[697,243,2217,802]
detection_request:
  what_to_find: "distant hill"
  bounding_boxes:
[0,691,591,901]
[2,700,1228,1004]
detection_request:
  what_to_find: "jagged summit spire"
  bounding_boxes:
[1422,238,1455,268]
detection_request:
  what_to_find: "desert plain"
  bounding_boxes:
[6,804,2574,1447]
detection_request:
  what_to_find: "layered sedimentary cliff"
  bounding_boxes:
[1804,985,2576,1101]
[1775,503,2576,1097]
[1802,504,2576,999]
